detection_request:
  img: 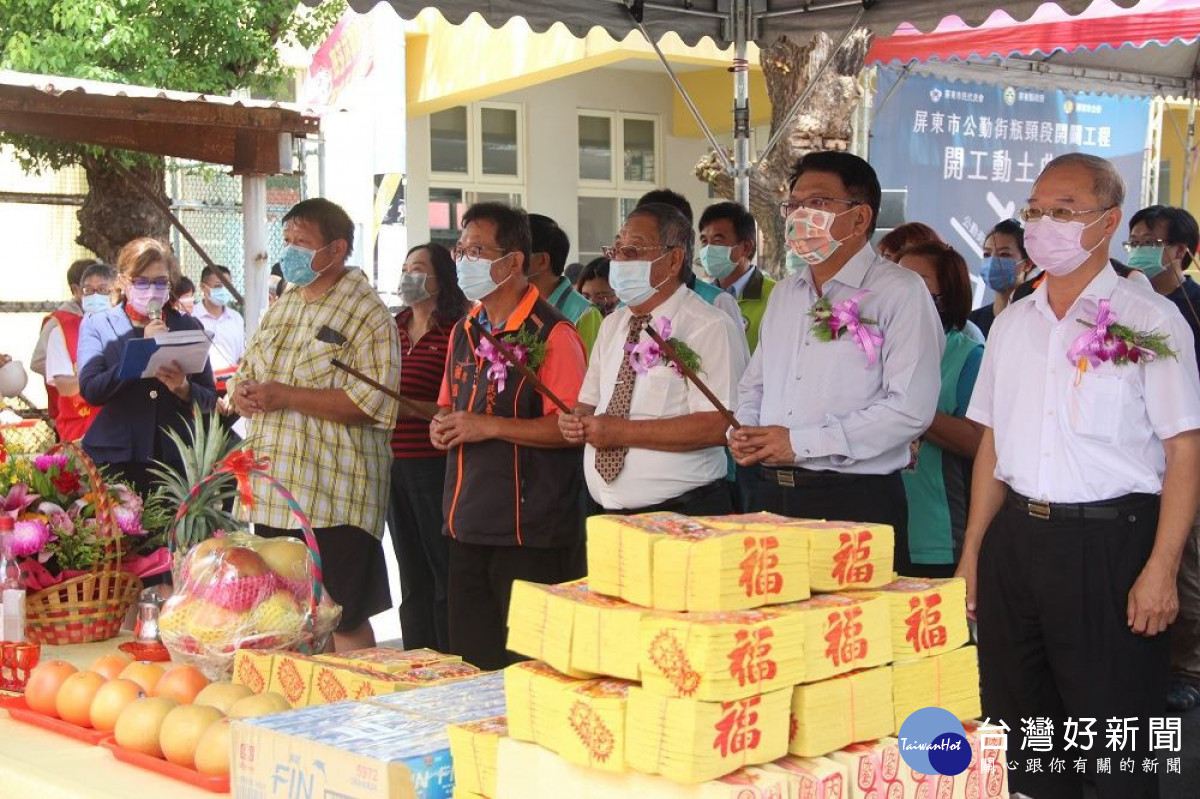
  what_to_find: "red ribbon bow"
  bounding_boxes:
[216,450,271,509]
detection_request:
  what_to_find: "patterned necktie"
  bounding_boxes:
[594,313,652,483]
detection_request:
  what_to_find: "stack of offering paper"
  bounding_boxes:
[800,521,895,592]
[587,513,711,606]
[891,645,982,728]
[448,716,507,798]
[507,580,596,677]
[777,593,892,683]
[555,678,634,773]
[637,607,805,701]
[787,666,894,758]
[570,583,645,681]
[827,738,916,798]
[626,685,791,783]
[760,754,849,798]
[505,661,589,747]
[315,646,459,673]
[875,577,969,661]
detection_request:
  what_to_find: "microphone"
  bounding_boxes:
[147,300,162,323]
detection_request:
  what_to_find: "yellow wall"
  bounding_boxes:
[1161,104,1200,218]
[673,68,771,136]
[405,8,760,121]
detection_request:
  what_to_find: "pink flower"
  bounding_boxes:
[33,454,68,473]
[12,518,51,557]
[113,506,147,537]
[1,484,39,517]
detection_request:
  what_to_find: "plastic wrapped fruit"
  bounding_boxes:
[159,532,341,680]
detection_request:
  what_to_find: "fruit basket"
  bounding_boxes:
[158,452,341,680]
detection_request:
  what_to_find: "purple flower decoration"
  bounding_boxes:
[33,454,68,473]
[114,506,147,537]
[474,337,528,394]
[12,518,51,557]
[625,318,673,376]
[1,484,40,518]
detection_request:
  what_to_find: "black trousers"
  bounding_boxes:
[977,495,1167,799]
[388,456,451,652]
[589,478,734,517]
[747,467,912,575]
[447,538,586,671]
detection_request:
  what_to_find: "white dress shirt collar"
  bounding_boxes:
[1030,262,1119,322]
[796,240,875,293]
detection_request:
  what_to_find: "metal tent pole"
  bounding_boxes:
[731,0,752,207]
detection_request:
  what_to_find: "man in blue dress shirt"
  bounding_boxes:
[730,151,943,574]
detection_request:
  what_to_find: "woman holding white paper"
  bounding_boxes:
[77,237,217,495]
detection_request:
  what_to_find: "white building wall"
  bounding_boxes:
[404,67,713,262]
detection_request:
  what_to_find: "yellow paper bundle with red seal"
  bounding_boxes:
[776,592,893,683]
[788,666,895,758]
[448,715,508,798]
[637,606,805,702]
[507,580,596,678]
[625,685,791,784]
[796,521,895,592]
[874,577,969,662]
[587,513,711,606]
[891,645,982,731]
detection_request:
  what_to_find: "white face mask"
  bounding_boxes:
[399,272,433,306]
[610,256,670,307]
[1024,212,1110,277]
[456,253,513,302]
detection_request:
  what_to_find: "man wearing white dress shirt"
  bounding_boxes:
[960,153,1200,799]
[560,203,749,515]
[730,151,943,574]
[192,265,245,392]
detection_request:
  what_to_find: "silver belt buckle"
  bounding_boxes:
[776,469,795,488]
[1028,499,1051,520]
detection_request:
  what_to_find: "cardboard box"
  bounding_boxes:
[267,651,319,708]
[232,649,276,694]
[232,702,458,799]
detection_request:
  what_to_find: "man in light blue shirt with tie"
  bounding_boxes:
[730,151,943,574]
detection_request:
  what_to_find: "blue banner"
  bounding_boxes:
[870,69,1150,282]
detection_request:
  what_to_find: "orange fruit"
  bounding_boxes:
[119,661,166,694]
[153,665,209,704]
[24,660,79,718]
[90,679,145,732]
[115,696,178,758]
[89,652,133,681]
[56,670,107,727]
[160,704,224,767]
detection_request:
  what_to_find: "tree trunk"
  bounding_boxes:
[695,30,874,277]
[78,157,170,263]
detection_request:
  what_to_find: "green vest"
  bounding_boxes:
[734,270,775,353]
[901,330,982,565]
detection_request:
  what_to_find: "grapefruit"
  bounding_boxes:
[90,679,145,732]
[55,670,107,727]
[160,703,224,767]
[194,717,233,776]
[24,660,78,718]
[119,661,166,694]
[114,696,179,757]
[194,682,254,714]
[227,691,290,719]
[89,653,133,681]
[153,665,209,704]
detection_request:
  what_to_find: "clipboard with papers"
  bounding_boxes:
[117,329,213,381]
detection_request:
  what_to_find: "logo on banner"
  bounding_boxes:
[898,707,972,776]
[1064,99,1075,115]
[1003,86,1017,106]
[930,88,943,103]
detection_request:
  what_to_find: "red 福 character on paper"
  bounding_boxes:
[904,593,948,653]
[824,607,868,667]
[831,530,874,586]
[727,626,778,688]
[713,696,762,758]
[738,536,783,598]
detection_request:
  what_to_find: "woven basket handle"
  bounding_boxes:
[45,441,121,576]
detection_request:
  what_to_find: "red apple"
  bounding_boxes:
[216,547,270,579]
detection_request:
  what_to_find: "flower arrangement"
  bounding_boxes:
[0,446,167,589]
[1069,299,1176,379]
[626,317,703,377]
[475,326,549,393]
[808,290,884,367]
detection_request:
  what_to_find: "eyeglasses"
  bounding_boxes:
[602,244,669,261]
[586,291,617,303]
[1122,239,1168,252]
[131,278,170,291]
[80,287,111,296]
[779,197,858,218]
[1018,205,1113,223]
[452,244,509,261]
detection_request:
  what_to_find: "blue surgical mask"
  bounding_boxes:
[1127,245,1167,279]
[784,250,805,276]
[456,254,513,302]
[208,286,234,307]
[979,256,1019,293]
[280,243,330,287]
[700,244,738,281]
[82,294,110,316]
[610,258,669,307]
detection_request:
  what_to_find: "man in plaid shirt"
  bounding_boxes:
[232,198,401,652]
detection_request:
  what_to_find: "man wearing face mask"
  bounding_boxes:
[431,202,588,671]
[231,198,401,653]
[698,201,775,353]
[192,265,245,400]
[527,213,602,354]
[958,154,1200,799]
[559,203,748,516]
[730,152,942,573]
[43,262,115,442]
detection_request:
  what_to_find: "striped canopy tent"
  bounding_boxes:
[302,0,1146,202]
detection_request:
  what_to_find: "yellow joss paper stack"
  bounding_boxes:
[638,607,805,701]
[652,526,809,612]
[787,666,894,758]
[556,678,634,773]
[448,715,507,798]
[876,577,969,661]
[891,645,982,727]
[827,738,916,798]
[507,580,596,678]
[588,513,710,606]
[761,754,849,798]
[800,521,895,592]
[626,685,791,784]
[570,584,644,681]
[779,593,892,683]
[505,661,587,747]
